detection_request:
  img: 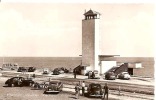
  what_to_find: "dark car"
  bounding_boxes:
[52,68,60,75]
[17,67,27,72]
[44,80,63,93]
[85,71,92,76]
[28,67,36,72]
[5,77,34,87]
[60,67,69,73]
[105,72,116,80]
[87,83,103,97]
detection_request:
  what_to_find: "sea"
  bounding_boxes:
[0,57,82,70]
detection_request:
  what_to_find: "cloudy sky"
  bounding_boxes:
[0,3,155,57]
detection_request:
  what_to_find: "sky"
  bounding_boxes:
[0,3,155,57]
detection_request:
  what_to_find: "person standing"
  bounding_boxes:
[88,71,92,79]
[81,81,85,96]
[74,69,77,79]
[102,83,109,100]
[92,71,95,79]
[75,84,80,99]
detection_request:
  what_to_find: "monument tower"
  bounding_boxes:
[82,9,100,71]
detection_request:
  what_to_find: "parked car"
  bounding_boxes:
[87,83,103,97]
[117,72,130,80]
[105,72,116,80]
[59,70,64,74]
[60,67,69,73]
[85,70,100,79]
[85,71,92,76]
[17,67,27,72]
[32,81,50,90]
[44,80,63,93]
[28,67,36,72]
[52,68,60,75]
[2,63,19,70]
[5,77,34,87]
[64,68,69,73]
[43,68,50,74]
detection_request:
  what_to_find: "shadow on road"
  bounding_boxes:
[68,96,77,99]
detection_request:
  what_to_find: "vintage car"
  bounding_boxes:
[28,67,36,72]
[5,77,34,87]
[87,83,103,97]
[17,67,27,72]
[44,80,63,93]
[43,68,50,74]
[85,71,92,76]
[32,81,50,90]
[105,72,116,80]
[85,70,100,79]
[117,72,131,80]
[52,68,60,75]
[1,63,19,70]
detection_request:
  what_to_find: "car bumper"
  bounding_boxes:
[89,94,103,97]
[45,90,60,93]
[107,77,116,80]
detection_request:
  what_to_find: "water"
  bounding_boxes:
[0,57,82,70]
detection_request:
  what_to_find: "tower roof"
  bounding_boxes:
[84,9,101,16]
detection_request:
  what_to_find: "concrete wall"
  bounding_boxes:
[99,57,154,77]
[82,19,100,71]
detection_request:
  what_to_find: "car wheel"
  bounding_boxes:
[11,83,14,87]
[29,83,31,86]
[6,84,10,87]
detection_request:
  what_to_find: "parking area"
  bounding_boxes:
[0,69,154,86]
[0,67,154,100]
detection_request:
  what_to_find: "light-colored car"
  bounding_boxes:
[85,70,100,79]
[117,72,130,80]
[43,68,50,74]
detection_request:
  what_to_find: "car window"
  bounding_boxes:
[91,85,101,89]
[13,78,18,81]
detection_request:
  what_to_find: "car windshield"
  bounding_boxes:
[91,84,101,89]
